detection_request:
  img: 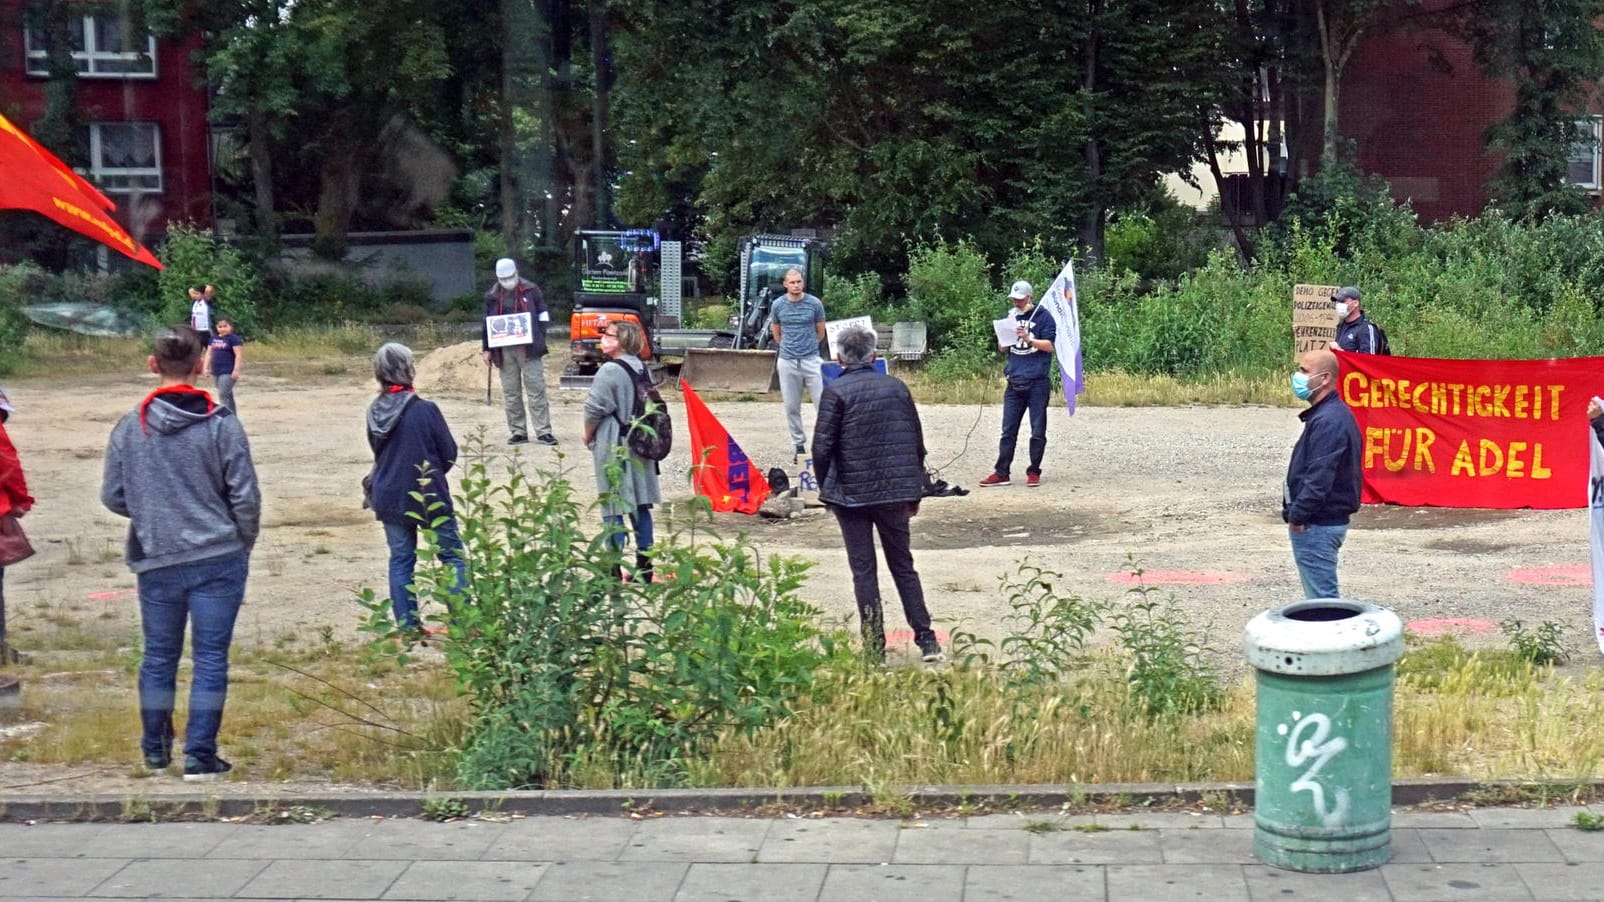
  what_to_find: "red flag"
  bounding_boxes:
[681,379,771,514]
[0,112,162,269]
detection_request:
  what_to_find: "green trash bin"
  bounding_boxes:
[1243,598,1405,873]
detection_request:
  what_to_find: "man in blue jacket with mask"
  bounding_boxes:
[1283,349,1361,598]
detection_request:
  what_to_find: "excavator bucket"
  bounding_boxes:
[678,348,780,394]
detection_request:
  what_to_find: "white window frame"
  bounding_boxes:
[87,122,162,194]
[24,14,157,78]
[1567,116,1601,191]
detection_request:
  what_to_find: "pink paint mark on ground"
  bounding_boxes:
[86,589,135,601]
[1506,565,1590,586]
[1105,571,1246,586]
[1406,618,1498,636]
[886,630,950,645]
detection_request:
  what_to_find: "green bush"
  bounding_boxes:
[0,263,43,372]
[904,240,999,377]
[361,442,834,789]
[1104,194,1215,285]
[822,270,883,322]
[156,224,262,335]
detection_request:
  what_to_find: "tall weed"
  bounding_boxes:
[361,441,833,789]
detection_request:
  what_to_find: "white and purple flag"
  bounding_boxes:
[1036,259,1085,413]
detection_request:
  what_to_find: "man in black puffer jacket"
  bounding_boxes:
[812,325,941,663]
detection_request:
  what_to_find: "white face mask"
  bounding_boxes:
[498,276,518,291]
[1334,302,1350,319]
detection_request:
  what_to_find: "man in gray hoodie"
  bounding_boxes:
[102,325,260,782]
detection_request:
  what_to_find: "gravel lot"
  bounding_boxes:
[0,342,1593,796]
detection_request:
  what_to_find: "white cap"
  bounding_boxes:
[1008,280,1032,300]
[495,258,517,280]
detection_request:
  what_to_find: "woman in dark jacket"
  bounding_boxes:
[365,343,466,631]
[811,325,940,663]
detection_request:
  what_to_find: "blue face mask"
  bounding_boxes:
[1291,371,1316,401]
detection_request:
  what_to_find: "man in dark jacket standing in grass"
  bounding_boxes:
[812,325,941,664]
[1283,348,1362,598]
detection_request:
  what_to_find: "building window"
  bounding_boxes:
[24,14,157,78]
[85,123,162,193]
[1568,117,1601,190]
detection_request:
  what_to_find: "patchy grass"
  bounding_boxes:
[1,626,464,788]
[893,366,1287,407]
[6,594,1604,792]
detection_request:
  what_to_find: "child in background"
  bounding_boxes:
[204,318,244,412]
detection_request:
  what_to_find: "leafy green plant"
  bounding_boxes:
[951,561,1102,689]
[420,797,470,821]
[1574,810,1604,831]
[1500,617,1572,667]
[364,438,833,789]
[1107,575,1222,718]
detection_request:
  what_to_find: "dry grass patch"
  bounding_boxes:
[1,630,464,788]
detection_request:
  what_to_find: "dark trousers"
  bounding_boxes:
[832,502,935,656]
[995,376,1049,478]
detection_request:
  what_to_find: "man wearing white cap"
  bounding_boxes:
[482,258,556,446]
[979,280,1057,488]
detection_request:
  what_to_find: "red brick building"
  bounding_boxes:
[0,4,211,248]
[1325,11,1598,223]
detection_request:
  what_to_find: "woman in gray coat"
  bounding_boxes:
[581,320,662,581]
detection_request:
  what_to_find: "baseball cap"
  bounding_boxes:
[1008,280,1033,300]
[495,258,517,280]
[1332,286,1360,302]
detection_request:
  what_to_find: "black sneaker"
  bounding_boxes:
[919,642,943,663]
[182,755,233,782]
[794,443,805,455]
[508,434,529,446]
[536,433,558,446]
[143,752,171,770]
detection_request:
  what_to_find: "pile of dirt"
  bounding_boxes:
[415,341,491,396]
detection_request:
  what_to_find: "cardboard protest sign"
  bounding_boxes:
[1293,284,1340,354]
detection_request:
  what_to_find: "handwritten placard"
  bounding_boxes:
[824,316,875,359]
[1293,284,1340,355]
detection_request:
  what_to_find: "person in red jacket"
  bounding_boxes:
[0,388,35,664]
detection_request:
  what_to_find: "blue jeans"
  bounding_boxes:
[383,516,468,629]
[1289,523,1348,599]
[137,551,248,761]
[995,376,1050,478]
[603,505,655,553]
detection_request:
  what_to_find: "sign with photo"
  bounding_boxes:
[486,311,533,348]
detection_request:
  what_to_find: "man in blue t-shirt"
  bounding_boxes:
[980,280,1057,488]
[767,268,827,456]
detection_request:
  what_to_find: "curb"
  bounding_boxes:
[0,777,1527,823]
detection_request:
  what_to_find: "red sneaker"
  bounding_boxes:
[978,473,1010,487]
[1027,473,1041,488]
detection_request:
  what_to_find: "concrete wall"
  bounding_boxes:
[278,229,476,305]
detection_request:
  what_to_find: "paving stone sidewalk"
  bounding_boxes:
[3,805,1603,901]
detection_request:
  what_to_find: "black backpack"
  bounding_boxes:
[1374,323,1391,356]
[609,360,672,461]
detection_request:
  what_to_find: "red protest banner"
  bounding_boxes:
[680,379,770,514]
[1338,350,1600,509]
